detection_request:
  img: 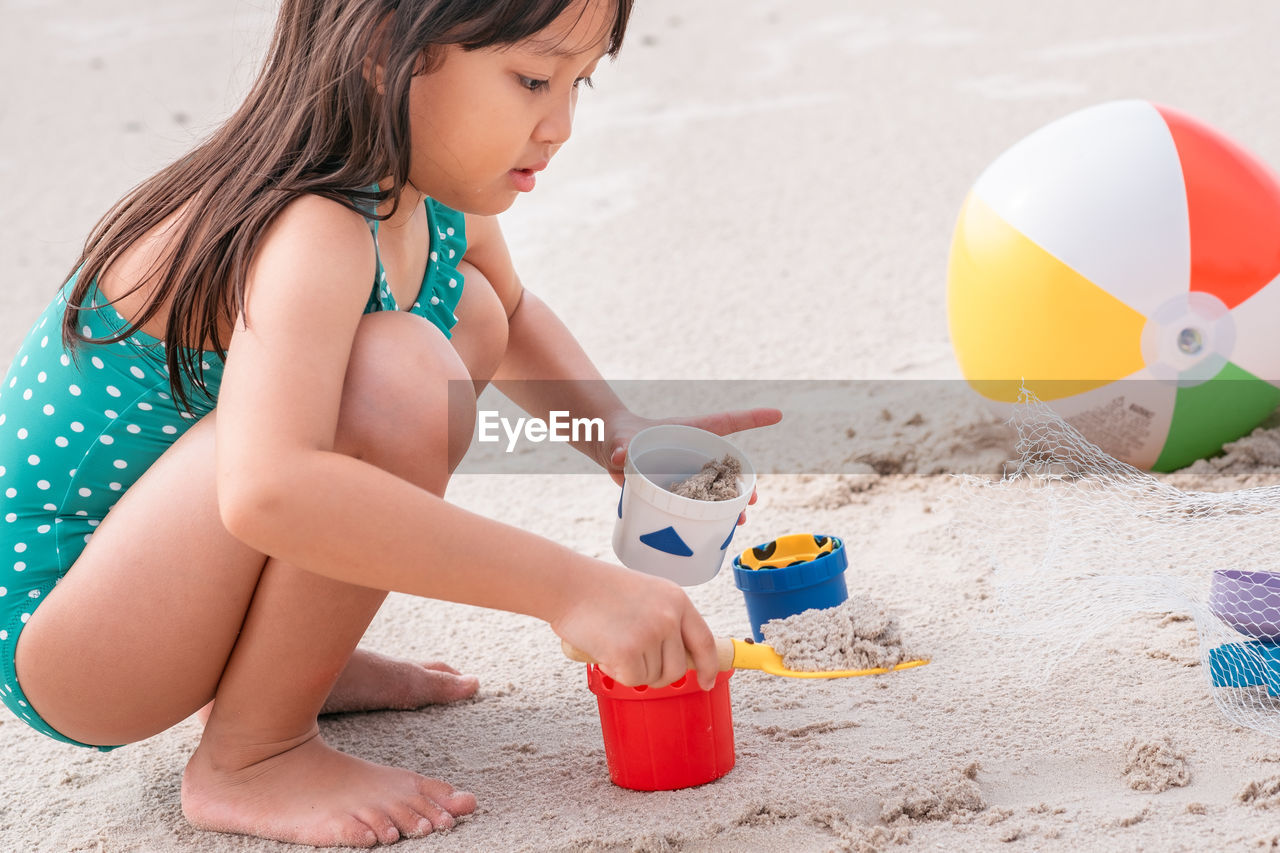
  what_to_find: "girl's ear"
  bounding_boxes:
[362,13,395,94]
[363,48,433,94]
[362,55,386,94]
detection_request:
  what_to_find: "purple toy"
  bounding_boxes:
[1209,569,1280,642]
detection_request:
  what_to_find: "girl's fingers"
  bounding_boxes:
[630,645,658,689]
[682,618,720,692]
[607,407,779,477]
[605,442,626,485]
[659,634,688,688]
[680,407,782,437]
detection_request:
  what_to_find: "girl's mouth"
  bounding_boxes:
[509,168,537,192]
[509,161,547,193]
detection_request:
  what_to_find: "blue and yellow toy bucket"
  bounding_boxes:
[731,533,849,641]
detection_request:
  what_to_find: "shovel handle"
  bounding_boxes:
[561,637,737,673]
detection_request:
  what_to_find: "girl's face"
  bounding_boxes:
[405,0,614,215]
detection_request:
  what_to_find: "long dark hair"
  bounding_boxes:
[63,0,631,410]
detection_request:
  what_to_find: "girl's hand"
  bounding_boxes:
[552,563,720,691]
[597,406,782,524]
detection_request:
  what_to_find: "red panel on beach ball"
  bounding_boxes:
[1156,103,1280,309]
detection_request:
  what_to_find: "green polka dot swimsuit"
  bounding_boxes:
[0,197,465,749]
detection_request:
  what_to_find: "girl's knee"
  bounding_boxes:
[336,312,476,485]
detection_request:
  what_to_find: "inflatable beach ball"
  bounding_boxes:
[948,100,1280,471]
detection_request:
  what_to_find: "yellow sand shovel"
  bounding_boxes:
[563,637,928,680]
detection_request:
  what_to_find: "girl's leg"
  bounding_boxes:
[314,653,474,716]
[218,257,503,720]
[15,289,507,845]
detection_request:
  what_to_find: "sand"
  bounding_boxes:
[1122,738,1191,793]
[760,597,916,672]
[668,455,742,501]
[7,0,1280,851]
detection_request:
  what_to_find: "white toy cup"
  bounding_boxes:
[612,425,756,586]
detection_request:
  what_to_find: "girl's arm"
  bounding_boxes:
[214,196,719,690]
[464,213,629,436]
[464,213,781,480]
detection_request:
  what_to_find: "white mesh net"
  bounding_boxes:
[955,391,1280,737]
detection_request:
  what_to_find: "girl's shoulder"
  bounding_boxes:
[255,194,376,289]
[267,193,373,248]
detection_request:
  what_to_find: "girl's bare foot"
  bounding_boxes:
[322,649,479,714]
[182,732,477,847]
[195,649,478,725]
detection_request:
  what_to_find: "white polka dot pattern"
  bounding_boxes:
[0,276,222,751]
[362,197,466,337]
[0,193,467,750]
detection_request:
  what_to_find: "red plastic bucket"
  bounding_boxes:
[586,666,735,791]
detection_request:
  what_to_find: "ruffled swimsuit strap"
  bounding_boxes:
[410,198,467,338]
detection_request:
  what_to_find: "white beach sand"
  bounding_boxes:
[5,1,1280,850]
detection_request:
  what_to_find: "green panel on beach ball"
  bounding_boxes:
[1153,362,1280,471]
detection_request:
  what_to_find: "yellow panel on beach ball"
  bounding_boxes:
[947,193,1148,403]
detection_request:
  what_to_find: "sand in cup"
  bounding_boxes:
[613,425,756,586]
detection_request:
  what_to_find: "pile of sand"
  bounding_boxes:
[668,454,742,501]
[760,596,919,672]
[1123,738,1191,793]
[879,762,987,824]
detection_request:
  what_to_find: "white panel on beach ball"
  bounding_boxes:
[949,100,1280,471]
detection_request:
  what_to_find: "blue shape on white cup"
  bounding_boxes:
[638,526,694,557]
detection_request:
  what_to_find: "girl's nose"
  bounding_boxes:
[534,91,575,147]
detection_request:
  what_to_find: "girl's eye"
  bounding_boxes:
[518,75,549,92]
[573,76,594,90]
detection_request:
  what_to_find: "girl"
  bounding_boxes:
[0,0,779,847]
